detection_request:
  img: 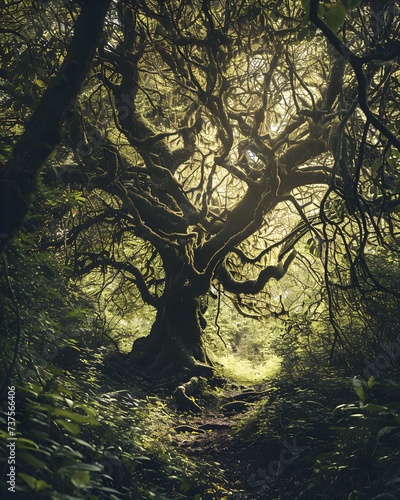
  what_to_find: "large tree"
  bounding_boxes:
[2,0,400,375]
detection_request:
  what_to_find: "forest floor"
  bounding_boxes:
[45,345,399,500]
[12,345,399,499]
[166,382,307,499]
[102,351,310,499]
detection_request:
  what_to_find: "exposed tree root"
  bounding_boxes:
[174,376,202,412]
[126,327,214,379]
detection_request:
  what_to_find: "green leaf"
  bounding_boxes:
[56,419,81,435]
[96,486,122,494]
[362,403,389,413]
[0,142,12,159]
[42,392,66,403]
[65,398,75,410]
[370,158,382,171]
[367,376,375,388]
[377,426,397,439]
[50,406,99,425]
[47,365,65,376]
[19,473,51,491]
[70,437,96,451]
[55,384,74,396]
[57,463,102,474]
[74,404,100,426]
[387,157,398,170]
[326,2,347,32]
[70,470,91,488]
[25,382,44,396]
[16,438,39,449]
[34,78,46,88]
[19,451,48,469]
[386,477,400,486]
[50,408,89,423]
[354,386,365,401]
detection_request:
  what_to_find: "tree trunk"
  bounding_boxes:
[128,265,212,376]
[0,0,112,255]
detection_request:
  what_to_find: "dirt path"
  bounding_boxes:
[103,353,305,498]
[165,381,308,500]
[168,384,279,499]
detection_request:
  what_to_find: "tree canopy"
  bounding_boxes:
[1,0,400,374]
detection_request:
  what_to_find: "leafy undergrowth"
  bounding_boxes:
[1,348,400,500]
[0,348,238,499]
[234,374,400,499]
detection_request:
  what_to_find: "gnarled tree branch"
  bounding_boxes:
[218,250,297,295]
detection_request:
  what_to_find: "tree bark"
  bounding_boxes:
[128,261,212,375]
[129,293,210,374]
